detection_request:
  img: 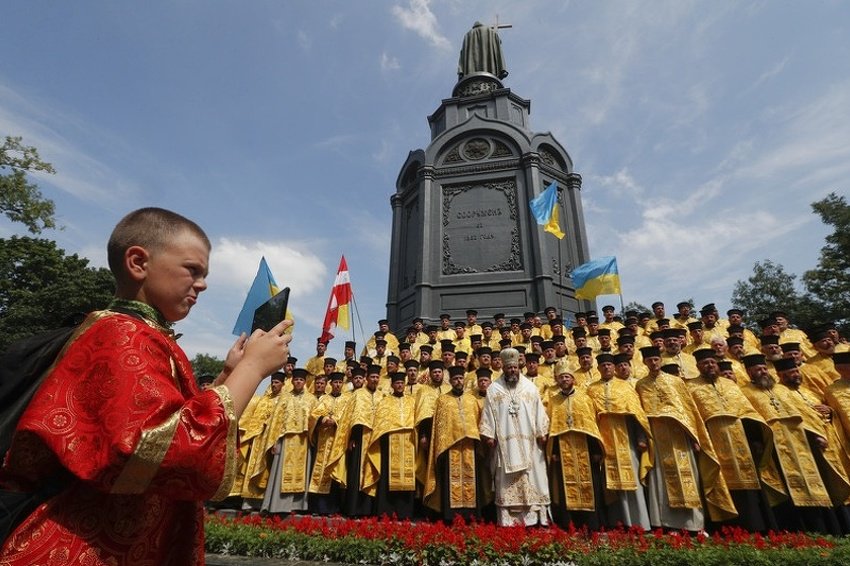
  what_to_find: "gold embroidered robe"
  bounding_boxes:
[413,382,452,485]
[423,391,483,512]
[782,382,850,504]
[262,391,317,494]
[546,388,602,511]
[586,378,653,491]
[362,393,417,497]
[825,378,850,491]
[308,392,348,494]
[741,383,837,507]
[636,373,736,521]
[305,355,326,379]
[660,351,699,380]
[236,388,281,497]
[328,387,383,487]
[685,376,785,504]
[229,393,262,497]
[800,361,839,399]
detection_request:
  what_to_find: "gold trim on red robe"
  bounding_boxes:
[1,311,236,565]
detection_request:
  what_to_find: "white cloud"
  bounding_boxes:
[599,176,812,308]
[380,51,401,71]
[392,0,451,50]
[740,55,790,96]
[592,168,644,198]
[735,81,850,181]
[210,237,327,297]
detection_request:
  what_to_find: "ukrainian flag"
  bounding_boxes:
[232,257,280,336]
[529,181,565,239]
[571,256,622,300]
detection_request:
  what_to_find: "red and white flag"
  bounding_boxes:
[320,255,352,342]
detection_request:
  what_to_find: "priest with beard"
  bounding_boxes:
[308,372,348,515]
[480,348,551,526]
[424,366,486,523]
[363,372,417,519]
[328,365,384,517]
[774,357,850,533]
[233,372,286,509]
[741,354,844,534]
[635,347,736,532]
[586,353,652,530]
[261,369,317,515]
[685,349,779,532]
[826,352,850,506]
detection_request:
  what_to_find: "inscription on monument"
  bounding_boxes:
[442,180,522,274]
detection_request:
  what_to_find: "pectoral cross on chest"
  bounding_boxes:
[769,394,782,411]
[508,397,520,416]
[711,383,727,409]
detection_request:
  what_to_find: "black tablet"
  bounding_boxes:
[252,287,291,333]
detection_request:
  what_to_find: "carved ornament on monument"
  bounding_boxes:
[463,138,491,160]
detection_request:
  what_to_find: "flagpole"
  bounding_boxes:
[350,294,368,352]
[556,183,564,317]
[349,291,355,343]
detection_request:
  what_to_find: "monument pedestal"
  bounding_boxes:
[386,74,591,329]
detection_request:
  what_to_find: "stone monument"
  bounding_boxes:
[386,22,591,329]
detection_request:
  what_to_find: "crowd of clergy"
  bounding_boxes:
[211,301,850,534]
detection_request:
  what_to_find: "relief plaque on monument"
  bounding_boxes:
[442,179,522,274]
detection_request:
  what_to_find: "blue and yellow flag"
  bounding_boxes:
[571,256,622,300]
[529,181,565,239]
[232,257,280,336]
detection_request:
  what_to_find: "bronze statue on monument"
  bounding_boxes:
[458,21,509,80]
[454,21,512,98]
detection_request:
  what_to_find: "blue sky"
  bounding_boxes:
[2,1,848,364]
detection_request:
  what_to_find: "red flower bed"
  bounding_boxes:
[206,511,842,565]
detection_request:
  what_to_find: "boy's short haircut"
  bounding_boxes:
[107,207,211,279]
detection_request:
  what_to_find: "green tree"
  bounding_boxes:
[0,236,114,351]
[730,259,821,330]
[190,353,225,378]
[803,192,850,331]
[0,136,57,234]
[623,301,651,316]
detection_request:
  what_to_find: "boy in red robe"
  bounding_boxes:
[0,207,291,565]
